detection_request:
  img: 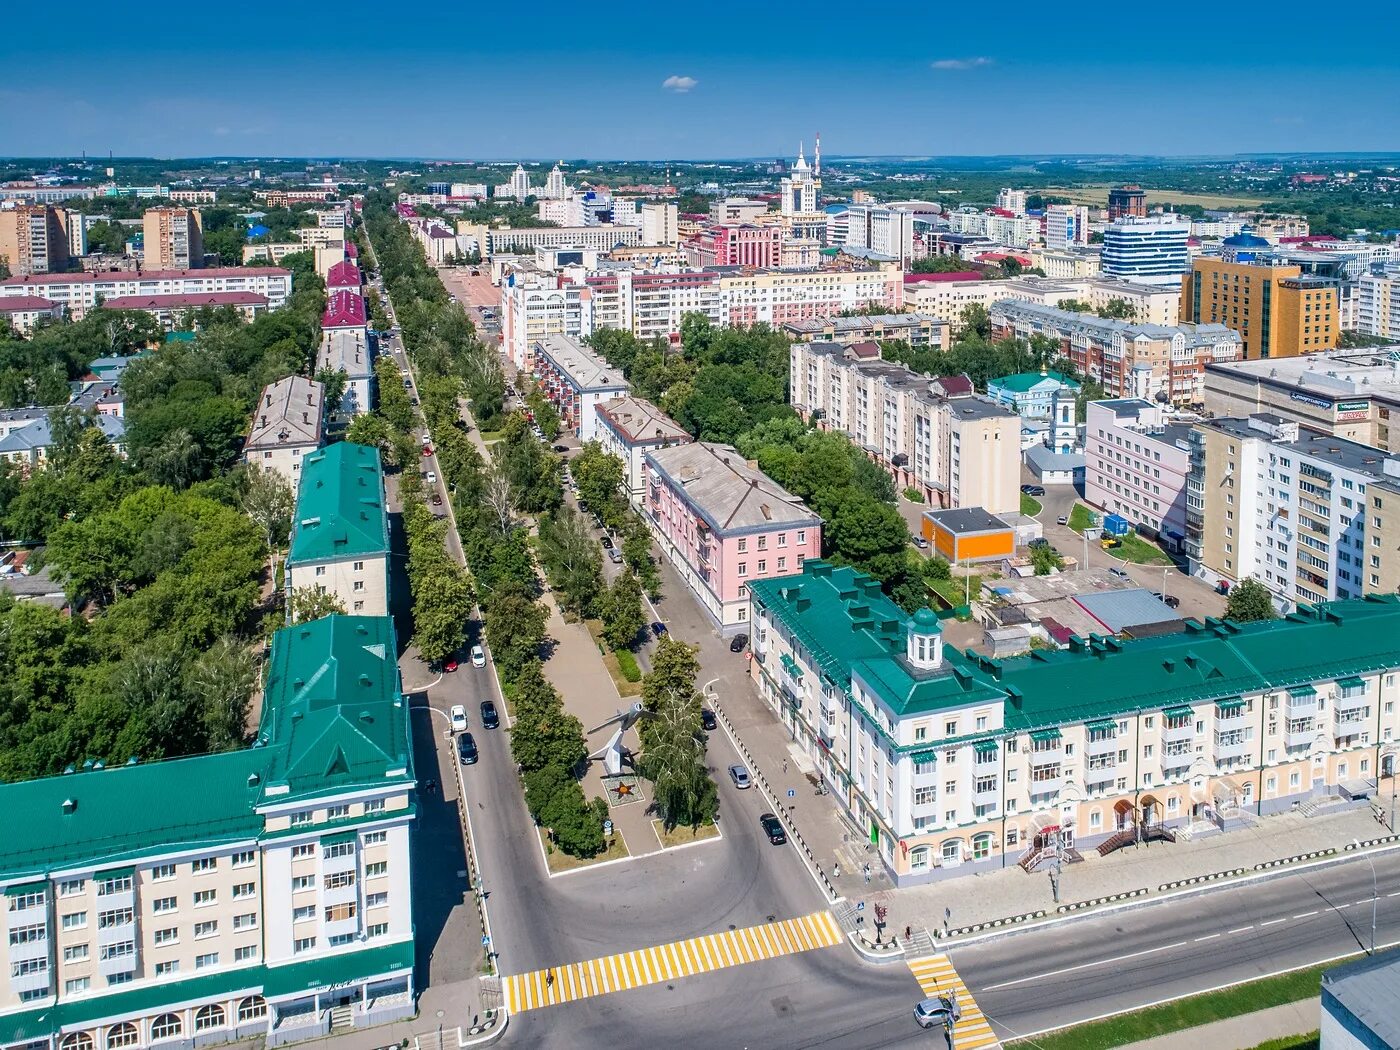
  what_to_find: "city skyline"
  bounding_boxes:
[1,2,1395,158]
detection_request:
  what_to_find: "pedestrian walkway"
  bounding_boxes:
[502,911,843,1013]
[1112,998,1316,1050]
[906,954,1001,1050]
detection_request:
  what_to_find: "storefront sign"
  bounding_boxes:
[1290,392,1332,410]
[1336,399,1371,422]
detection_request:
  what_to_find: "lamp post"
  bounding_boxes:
[1354,839,1378,954]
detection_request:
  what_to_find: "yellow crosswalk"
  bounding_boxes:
[907,953,1001,1049]
[504,910,844,1013]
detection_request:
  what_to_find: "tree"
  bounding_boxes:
[824,494,911,584]
[639,638,717,830]
[346,412,391,450]
[536,507,602,616]
[960,303,991,339]
[1098,298,1135,320]
[288,585,347,624]
[483,593,548,682]
[241,468,295,551]
[411,561,476,666]
[570,442,626,521]
[315,367,349,415]
[1030,543,1064,576]
[600,571,646,651]
[1226,578,1277,623]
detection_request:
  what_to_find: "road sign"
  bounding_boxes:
[786,788,796,798]
[481,935,490,947]
[855,901,865,911]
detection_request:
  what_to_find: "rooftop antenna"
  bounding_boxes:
[815,132,821,179]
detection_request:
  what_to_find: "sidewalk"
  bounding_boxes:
[1113,999,1317,1050]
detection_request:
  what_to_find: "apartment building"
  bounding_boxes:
[1101,218,1190,281]
[321,292,367,343]
[141,208,203,270]
[751,560,1400,883]
[709,198,768,224]
[0,206,71,276]
[100,292,270,329]
[325,261,362,295]
[245,376,325,487]
[1044,204,1090,249]
[594,396,692,507]
[317,330,372,418]
[0,268,292,321]
[720,265,903,327]
[1358,270,1400,340]
[1084,399,1192,543]
[1033,247,1102,280]
[1203,349,1400,454]
[0,613,415,1049]
[781,313,949,350]
[531,335,629,442]
[790,341,1020,514]
[640,203,679,246]
[586,269,723,347]
[682,224,781,269]
[1186,414,1400,610]
[0,296,63,334]
[1107,186,1148,220]
[456,222,642,257]
[643,442,822,631]
[1182,258,1339,360]
[244,243,315,265]
[499,270,593,370]
[991,300,1242,406]
[285,443,390,617]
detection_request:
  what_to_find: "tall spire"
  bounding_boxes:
[814,132,821,178]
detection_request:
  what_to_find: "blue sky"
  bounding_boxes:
[2,2,1395,160]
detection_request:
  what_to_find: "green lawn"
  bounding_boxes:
[1020,493,1042,517]
[1108,532,1174,566]
[930,574,980,609]
[1067,503,1096,532]
[1008,960,1337,1050]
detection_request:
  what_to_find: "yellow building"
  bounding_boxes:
[1182,258,1337,360]
[142,206,204,270]
[0,205,70,275]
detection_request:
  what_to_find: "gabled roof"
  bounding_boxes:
[645,442,820,535]
[596,395,691,446]
[325,260,363,289]
[246,375,324,450]
[0,413,125,454]
[321,290,367,329]
[287,442,388,565]
[990,370,1081,393]
[102,292,269,310]
[0,295,60,312]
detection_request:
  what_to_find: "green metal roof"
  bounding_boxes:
[988,371,1081,394]
[287,442,389,565]
[751,562,1400,734]
[973,739,999,754]
[1030,728,1063,742]
[1164,705,1195,719]
[1290,684,1317,697]
[1216,698,1246,713]
[0,615,410,881]
[1086,718,1117,732]
[0,940,413,1045]
[1337,676,1366,689]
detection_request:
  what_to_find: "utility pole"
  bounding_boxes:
[1355,839,1378,954]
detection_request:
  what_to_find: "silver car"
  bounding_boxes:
[914,995,961,1030]
[728,764,751,789]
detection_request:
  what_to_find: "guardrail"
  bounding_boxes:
[1058,888,1149,913]
[707,694,841,903]
[1345,835,1399,852]
[936,910,1049,939]
[1255,848,1337,871]
[1160,867,1248,891]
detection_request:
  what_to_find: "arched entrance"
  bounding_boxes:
[1140,793,1161,825]
[1113,799,1135,830]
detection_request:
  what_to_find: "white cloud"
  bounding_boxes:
[930,57,994,71]
[662,75,698,93]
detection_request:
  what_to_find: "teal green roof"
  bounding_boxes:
[0,940,413,1045]
[0,616,409,881]
[750,561,1400,735]
[287,442,389,565]
[989,370,1081,394]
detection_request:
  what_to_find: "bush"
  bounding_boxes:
[902,487,924,503]
[615,649,642,682]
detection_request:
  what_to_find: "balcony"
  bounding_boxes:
[8,966,49,996]
[98,948,138,979]
[1213,732,1253,763]
[96,915,135,946]
[1334,706,1370,736]
[8,898,46,927]
[1161,714,1195,744]
[1286,686,1320,717]
[818,715,838,746]
[324,915,361,942]
[1286,719,1317,750]
[6,933,47,963]
[1085,723,1119,756]
[1216,698,1248,724]
[323,880,358,908]
[972,782,999,806]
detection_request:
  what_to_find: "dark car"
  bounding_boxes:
[1028,537,1052,550]
[480,700,500,729]
[759,813,787,845]
[600,535,614,549]
[1153,591,1182,609]
[729,633,748,653]
[651,621,667,638]
[1020,484,1045,496]
[431,492,443,506]
[552,444,569,454]
[700,708,717,731]
[456,733,478,765]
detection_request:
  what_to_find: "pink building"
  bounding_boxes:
[683,223,782,269]
[1084,399,1192,543]
[643,442,822,631]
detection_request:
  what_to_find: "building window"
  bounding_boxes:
[63,944,89,962]
[153,927,178,945]
[365,800,386,816]
[738,562,747,577]
[195,952,219,970]
[194,889,216,907]
[151,1014,182,1041]
[238,997,269,1023]
[59,879,85,898]
[192,857,216,874]
[62,911,87,930]
[232,850,256,868]
[65,977,90,995]
[233,913,258,930]
[106,1023,140,1049]
[194,920,218,939]
[367,922,390,939]
[366,861,388,877]
[235,944,258,962]
[290,810,313,826]
[324,871,356,890]
[293,904,316,922]
[291,843,315,859]
[364,829,388,843]
[323,841,354,859]
[194,1005,226,1032]
[232,883,255,899]
[325,903,358,923]
[366,891,389,908]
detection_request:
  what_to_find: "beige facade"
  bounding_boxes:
[790,341,1020,514]
[142,207,203,270]
[295,226,348,249]
[287,553,389,617]
[245,376,325,487]
[0,205,70,276]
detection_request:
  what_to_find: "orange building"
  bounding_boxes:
[922,507,1015,563]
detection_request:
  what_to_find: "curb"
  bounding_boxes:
[1160,868,1248,892]
[846,931,906,965]
[706,691,842,905]
[1059,888,1149,913]
[936,909,1048,939]
[455,1011,509,1048]
[1255,848,1337,871]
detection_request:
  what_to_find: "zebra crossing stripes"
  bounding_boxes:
[907,953,1001,1049]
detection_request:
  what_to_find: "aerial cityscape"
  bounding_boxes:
[3,15,1400,1050]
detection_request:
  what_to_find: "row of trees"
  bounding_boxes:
[639,639,718,830]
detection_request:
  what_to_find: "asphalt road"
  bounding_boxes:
[958,849,1400,1041]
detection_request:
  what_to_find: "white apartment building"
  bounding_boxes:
[499,269,593,370]
[844,203,919,265]
[0,612,415,1050]
[1044,205,1090,249]
[245,376,325,487]
[317,329,373,418]
[285,443,390,618]
[720,266,903,327]
[1186,414,1400,610]
[1359,270,1400,340]
[595,396,693,507]
[1084,399,1193,544]
[1101,218,1191,281]
[532,334,630,442]
[640,203,679,246]
[996,188,1027,216]
[790,341,1020,514]
[0,268,292,321]
[457,222,642,257]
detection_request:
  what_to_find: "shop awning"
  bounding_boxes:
[1163,705,1194,719]
[912,750,938,765]
[780,653,802,679]
[3,881,45,898]
[94,866,134,883]
[320,830,358,847]
[973,739,999,755]
[1030,728,1062,743]
[1215,698,1246,715]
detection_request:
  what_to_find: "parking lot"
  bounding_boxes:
[437,265,499,311]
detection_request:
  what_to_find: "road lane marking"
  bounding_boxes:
[1227,926,1255,934]
[502,910,843,1013]
[980,939,1192,990]
[1294,910,1319,919]
[1194,934,1221,942]
[906,953,1001,1049]
[1261,918,1287,927]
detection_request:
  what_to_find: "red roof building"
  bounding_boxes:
[903,271,985,285]
[103,292,268,310]
[321,290,367,330]
[326,261,362,290]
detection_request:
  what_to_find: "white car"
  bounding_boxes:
[421,433,431,446]
[449,705,468,733]
[470,645,486,668]
[425,471,438,485]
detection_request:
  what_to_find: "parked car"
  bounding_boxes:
[912,536,929,550]
[421,445,433,456]
[759,813,787,845]
[457,733,479,765]
[470,645,486,668]
[421,433,431,445]
[449,705,468,733]
[442,658,458,673]
[1153,591,1182,609]
[728,765,751,789]
[600,535,614,549]
[1028,537,1052,550]
[608,548,623,564]
[701,708,717,731]
[552,444,569,454]
[425,471,438,484]
[650,621,667,638]
[480,700,500,729]
[1056,515,1069,525]
[1108,567,1131,581]
[1021,484,1045,496]
[729,633,748,653]
[431,493,443,506]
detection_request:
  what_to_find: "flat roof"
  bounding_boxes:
[1323,949,1400,1048]
[1074,588,1181,634]
[924,507,1010,535]
[1205,346,1400,403]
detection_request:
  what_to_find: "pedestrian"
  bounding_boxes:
[863,863,871,885]
[545,969,554,988]
[783,758,788,774]
[833,862,840,878]
[905,925,912,941]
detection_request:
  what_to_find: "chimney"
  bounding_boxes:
[303,412,309,424]
[260,415,267,426]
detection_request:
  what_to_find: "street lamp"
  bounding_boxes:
[1354,839,1378,954]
